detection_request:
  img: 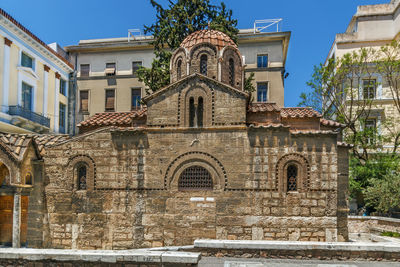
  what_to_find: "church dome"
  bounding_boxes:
[180,29,237,51]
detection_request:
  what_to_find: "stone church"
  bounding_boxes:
[0,30,349,249]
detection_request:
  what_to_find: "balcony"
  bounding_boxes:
[8,105,50,133]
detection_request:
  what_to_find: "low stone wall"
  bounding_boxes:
[0,248,200,267]
[190,240,400,261]
[348,216,400,235]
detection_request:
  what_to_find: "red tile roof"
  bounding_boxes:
[320,118,345,128]
[248,102,281,113]
[0,8,73,69]
[180,29,237,51]
[281,107,322,118]
[0,133,69,161]
[77,108,147,128]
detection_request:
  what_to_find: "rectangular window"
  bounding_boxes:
[132,61,142,77]
[257,54,268,68]
[105,89,115,111]
[21,52,34,69]
[105,62,116,76]
[59,103,66,134]
[257,83,268,102]
[363,79,376,99]
[80,64,90,77]
[60,79,67,95]
[131,88,141,110]
[365,118,377,144]
[22,82,33,111]
[80,90,89,112]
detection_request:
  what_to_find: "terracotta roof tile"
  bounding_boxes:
[320,118,345,128]
[281,107,322,118]
[248,102,281,113]
[77,108,147,128]
[180,29,237,51]
[0,133,69,161]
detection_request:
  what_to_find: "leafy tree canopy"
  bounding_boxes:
[138,0,239,93]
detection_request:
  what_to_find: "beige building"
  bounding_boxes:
[0,9,73,134]
[326,0,400,152]
[65,29,290,133]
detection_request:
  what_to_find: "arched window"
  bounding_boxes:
[229,58,235,86]
[200,55,207,76]
[287,164,298,191]
[178,166,213,191]
[197,97,203,127]
[177,59,182,80]
[25,173,32,185]
[189,97,195,127]
[77,164,87,190]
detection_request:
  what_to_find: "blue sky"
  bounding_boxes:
[1,0,389,107]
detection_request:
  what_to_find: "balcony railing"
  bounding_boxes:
[8,105,50,128]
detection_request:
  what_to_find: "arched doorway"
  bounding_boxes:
[0,163,12,246]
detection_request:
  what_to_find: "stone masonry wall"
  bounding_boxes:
[41,127,343,249]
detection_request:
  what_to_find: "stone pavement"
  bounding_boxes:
[199,257,400,267]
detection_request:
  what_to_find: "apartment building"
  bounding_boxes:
[326,0,400,151]
[65,27,290,133]
[0,9,73,134]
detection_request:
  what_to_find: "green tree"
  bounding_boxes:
[298,41,400,162]
[137,0,238,93]
[363,156,400,214]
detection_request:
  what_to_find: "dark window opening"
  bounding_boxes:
[60,79,67,95]
[178,166,213,191]
[365,118,377,145]
[59,103,66,133]
[132,61,142,77]
[21,52,33,69]
[80,90,89,112]
[287,164,298,191]
[229,58,235,86]
[200,55,207,76]
[25,173,32,185]
[177,60,182,80]
[22,82,33,111]
[80,64,90,77]
[257,54,268,68]
[257,83,268,102]
[131,88,141,110]
[77,164,87,190]
[197,97,203,127]
[189,97,195,127]
[363,79,376,99]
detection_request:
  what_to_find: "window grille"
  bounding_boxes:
[229,58,235,86]
[178,166,213,190]
[287,164,297,191]
[21,52,33,69]
[77,164,87,190]
[22,82,33,111]
[200,55,207,76]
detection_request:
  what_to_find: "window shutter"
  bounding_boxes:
[105,90,115,111]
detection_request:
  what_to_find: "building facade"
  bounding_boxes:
[0,9,73,134]
[0,30,348,249]
[326,0,400,152]
[65,29,290,134]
